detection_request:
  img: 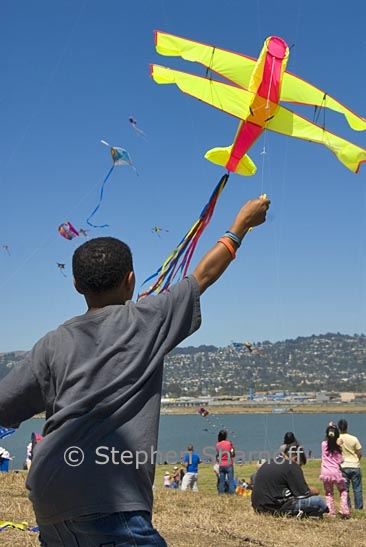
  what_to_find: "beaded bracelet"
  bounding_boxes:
[217,237,236,259]
[224,230,242,247]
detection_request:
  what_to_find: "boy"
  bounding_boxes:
[0,196,269,546]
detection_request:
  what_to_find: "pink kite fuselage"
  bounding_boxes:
[226,36,288,173]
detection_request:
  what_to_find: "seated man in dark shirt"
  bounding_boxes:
[251,444,329,518]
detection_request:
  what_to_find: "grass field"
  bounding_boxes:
[0,460,365,547]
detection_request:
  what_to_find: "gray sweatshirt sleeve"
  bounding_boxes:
[0,352,45,428]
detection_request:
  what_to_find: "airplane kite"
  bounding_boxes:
[152,31,366,175]
[86,140,138,229]
[138,31,366,300]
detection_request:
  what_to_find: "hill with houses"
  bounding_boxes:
[1,333,365,399]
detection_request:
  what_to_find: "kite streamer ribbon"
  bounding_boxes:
[138,173,229,299]
[86,164,115,228]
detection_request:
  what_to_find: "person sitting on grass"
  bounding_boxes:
[252,444,329,518]
[171,466,180,489]
[163,472,172,488]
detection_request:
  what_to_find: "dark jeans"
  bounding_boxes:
[38,511,167,547]
[279,495,329,518]
[286,496,329,517]
[341,467,363,509]
[218,465,235,494]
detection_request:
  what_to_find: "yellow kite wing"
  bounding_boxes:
[155,30,256,89]
[266,104,366,173]
[281,72,366,132]
[151,65,257,174]
[151,64,254,120]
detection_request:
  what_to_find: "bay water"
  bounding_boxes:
[1,412,365,471]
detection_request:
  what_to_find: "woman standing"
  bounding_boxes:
[216,430,235,494]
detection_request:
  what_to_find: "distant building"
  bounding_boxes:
[316,391,330,403]
[340,392,355,402]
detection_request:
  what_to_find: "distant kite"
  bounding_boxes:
[58,222,79,240]
[152,226,169,237]
[2,245,10,255]
[57,263,67,277]
[243,341,253,353]
[86,140,138,229]
[198,407,209,417]
[232,341,264,357]
[129,117,147,138]
[197,407,237,438]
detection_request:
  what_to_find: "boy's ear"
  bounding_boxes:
[125,271,135,296]
[73,278,84,295]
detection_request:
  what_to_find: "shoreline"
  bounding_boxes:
[33,404,366,420]
[160,404,366,415]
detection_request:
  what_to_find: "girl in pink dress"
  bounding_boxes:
[320,423,350,518]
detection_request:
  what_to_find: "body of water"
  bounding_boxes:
[1,412,365,470]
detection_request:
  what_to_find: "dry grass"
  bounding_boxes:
[0,462,365,547]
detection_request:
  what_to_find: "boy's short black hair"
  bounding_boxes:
[338,419,348,433]
[72,237,133,294]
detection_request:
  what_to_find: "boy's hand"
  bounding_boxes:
[231,195,271,236]
[243,195,270,228]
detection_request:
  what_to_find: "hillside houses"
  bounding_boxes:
[1,333,366,398]
[163,333,366,397]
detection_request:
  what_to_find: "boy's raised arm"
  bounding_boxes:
[192,196,270,294]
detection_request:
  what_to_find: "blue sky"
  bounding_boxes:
[1,0,365,352]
